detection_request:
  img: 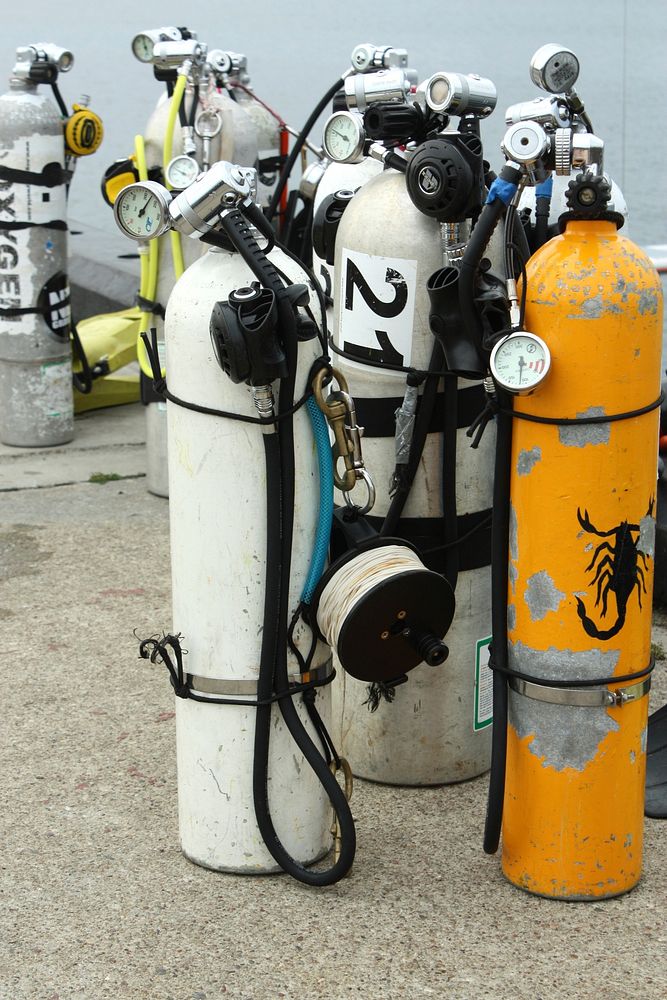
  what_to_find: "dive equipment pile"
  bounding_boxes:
[11,31,653,892]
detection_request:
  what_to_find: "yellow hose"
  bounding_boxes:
[134,133,161,377]
[163,74,186,280]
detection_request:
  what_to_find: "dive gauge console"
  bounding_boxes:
[113,181,173,241]
[490,331,551,395]
[322,111,366,164]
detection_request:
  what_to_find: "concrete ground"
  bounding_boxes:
[1,403,666,1000]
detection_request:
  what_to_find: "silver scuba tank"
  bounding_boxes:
[0,47,74,446]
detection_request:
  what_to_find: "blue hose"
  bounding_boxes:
[301,396,334,604]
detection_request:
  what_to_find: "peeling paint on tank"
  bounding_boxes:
[638,513,656,558]
[638,288,659,315]
[509,560,518,593]
[508,641,621,770]
[559,406,609,447]
[507,603,516,631]
[568,294,622,320]
[641,727,647,753]
[524,570,565,621]
[518,446,542,476]
[509,503,518,561]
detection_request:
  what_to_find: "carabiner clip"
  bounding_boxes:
[329,757,353,868]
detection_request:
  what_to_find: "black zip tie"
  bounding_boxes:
[135,293,165,318]
[137,631,335,707]
[499,393,664,426]
[488,645,654,690]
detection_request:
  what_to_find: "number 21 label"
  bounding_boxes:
[336,248,417,373]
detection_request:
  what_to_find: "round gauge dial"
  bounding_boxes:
[131,33,154,63]
[490,331,551,395]
[165,154,200,191]
[322,111,366,164]
[113,181,173,241]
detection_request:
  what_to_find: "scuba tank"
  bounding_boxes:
[0,43,102,446]
[478,44,663,899]
[329,68,502,785]
[118,160,453,883]
[117,161,355,882]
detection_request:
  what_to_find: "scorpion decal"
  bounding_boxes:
[575,500,654,640]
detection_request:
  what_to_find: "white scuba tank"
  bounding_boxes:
[0,76,73,446]
[165,244,333,871]
[331,168,498,785]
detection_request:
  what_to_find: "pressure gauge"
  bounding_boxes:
[322,111,366,164]
[113,181,173,241]
[132,33,155,63]
[165,154,200,191]
[490,331,551,395]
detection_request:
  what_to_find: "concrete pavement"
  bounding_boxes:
[0,403,666,1000]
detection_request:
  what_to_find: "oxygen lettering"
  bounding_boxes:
[0,244,18,268]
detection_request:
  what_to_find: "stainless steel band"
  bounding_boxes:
[186,657,334,697]
[508,674,652,708]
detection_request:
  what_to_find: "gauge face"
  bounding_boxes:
[490,332,551,395]
[322,111,365,164]
[113,181,172,241]
[165,154,200,191]
[131,34,154,63]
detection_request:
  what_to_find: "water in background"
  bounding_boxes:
[1,0,666,250]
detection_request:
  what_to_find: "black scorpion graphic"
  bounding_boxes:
[575,501,653,640]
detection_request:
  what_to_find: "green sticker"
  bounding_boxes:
[474,636,493,731]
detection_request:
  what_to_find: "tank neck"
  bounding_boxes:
[8,77,38,93]
[563,219,618,235]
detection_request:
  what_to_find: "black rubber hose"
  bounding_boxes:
[441,372,459,592]
[459,165,523,353]
[251,290,356,885]
[70,322,94,394]
[221,209,355,882]
[534,195,551,251]
[265,77,345,226]
[483,389,513,855]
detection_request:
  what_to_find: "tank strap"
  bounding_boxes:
[140,328,317,426]
[508,393,664,426]
[490,650,654,693]
[508,673,651,708]
[137,632,335,706]
[354,382,485,437]
[468,390,665,448]
[366,509,492,572]
[0,162,73,187]
[0,220,68,231]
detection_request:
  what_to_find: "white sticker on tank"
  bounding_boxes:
[474,636,493,731]
[336,248,417,372]
[40,359,72,417]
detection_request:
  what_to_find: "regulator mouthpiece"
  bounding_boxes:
[210,282,286,385]
[350,43,409,73]
[419,72,497,118]
[529,43,580,95]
